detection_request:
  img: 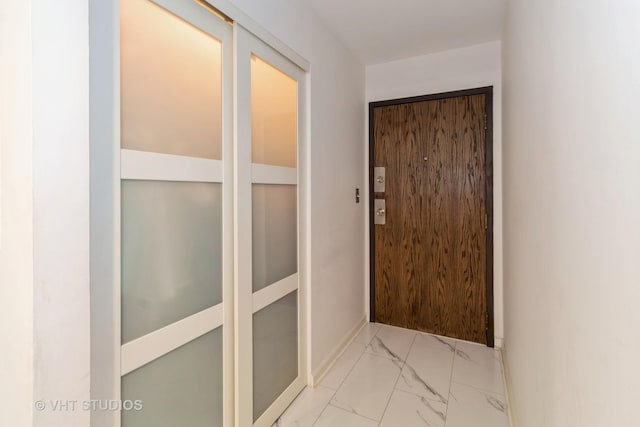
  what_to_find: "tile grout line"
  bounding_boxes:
[308,387,336,427]
[335,324,379,389]
[386,334,457,424]
[330,344,367,391]
[443,339,458,427]
[449,379,506,397]
[445,343,509,426]
[498,348,514,427]
[449,344,507,397]
[377,331,417,426]
[366,323,402,426]
[379,330,455,425]
[313,324,380,426]
[311,325,506,427]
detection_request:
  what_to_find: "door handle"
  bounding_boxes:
[373,167,385,192]
[374,199,386,225]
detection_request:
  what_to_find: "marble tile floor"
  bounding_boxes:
[274,322,509,427]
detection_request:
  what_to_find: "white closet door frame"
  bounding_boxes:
[91,1,310,427]
[234,23,309,427]
[119,1,234,425]
[90,0,233,426]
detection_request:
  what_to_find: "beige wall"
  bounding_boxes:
[502,0,640,425]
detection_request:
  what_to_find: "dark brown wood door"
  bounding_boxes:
[371,90,492,345]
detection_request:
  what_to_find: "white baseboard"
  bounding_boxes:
[495,336,504,349]
[500,345,518,427]
[310,315,367,387]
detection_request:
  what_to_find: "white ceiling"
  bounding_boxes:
[310,0,506,65]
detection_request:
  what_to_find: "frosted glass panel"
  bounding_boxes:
[251,55,297,167]
[253,292,298,421]
[122,180,222,342]
[122,327,223,427]
[121,0,222,159]
[252,184,297,292]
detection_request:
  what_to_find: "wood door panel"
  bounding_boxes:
[374,104,424,329]
[373,93,487,343]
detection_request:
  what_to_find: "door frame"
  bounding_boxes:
[368,86,495,347]
[234,23,308,427]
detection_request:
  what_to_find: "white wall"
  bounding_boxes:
[502,1,640,425]
[366,41,504,341]
[1,1,90,426]
[307,18,366,376]
[31,0,91,425]
[226,0,366,376]
[0,1,34,425]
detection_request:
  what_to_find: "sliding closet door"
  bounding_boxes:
[234,25,307,427]
[119,1,233,426]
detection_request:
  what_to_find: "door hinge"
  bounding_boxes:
[484,213,488,230]
[486,312,490,330]
[484,113,488,130]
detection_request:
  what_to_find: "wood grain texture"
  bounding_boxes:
[373,94,487,343]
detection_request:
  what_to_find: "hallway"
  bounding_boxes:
[3,1,640,426]
[275,323,508,427]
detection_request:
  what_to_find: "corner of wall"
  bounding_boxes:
[310,316,366,387]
